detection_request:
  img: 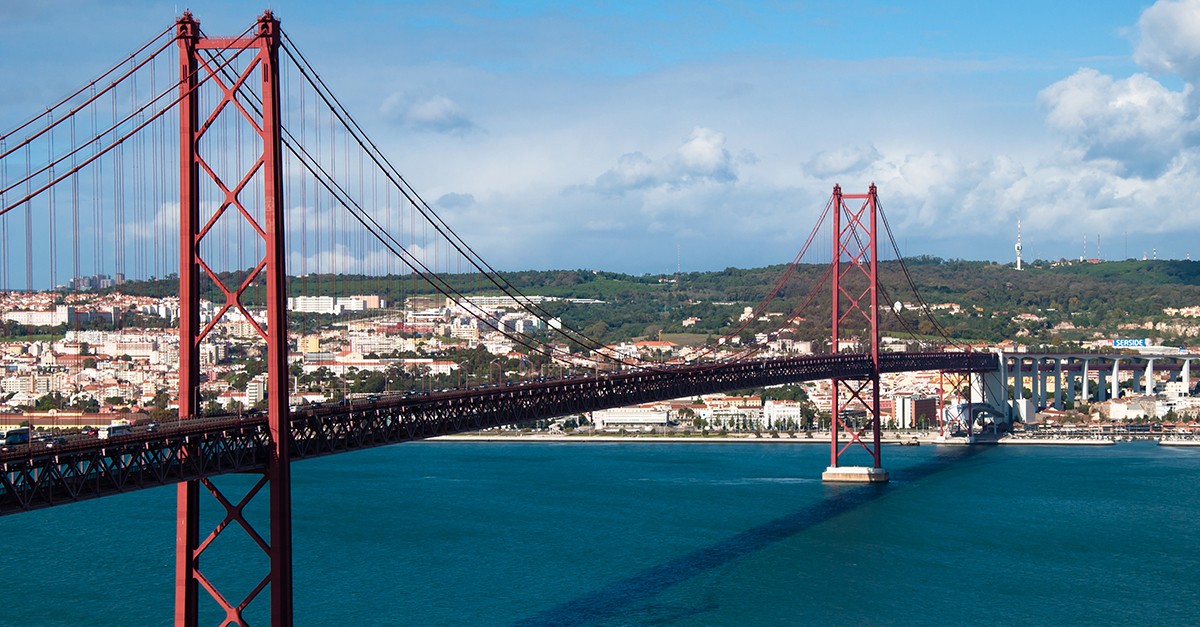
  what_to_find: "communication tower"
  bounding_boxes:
[1014,220,1023,271]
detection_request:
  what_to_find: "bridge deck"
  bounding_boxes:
[0,351,996,515]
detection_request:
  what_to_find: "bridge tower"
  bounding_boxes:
[824,184,889,483]
[175,11,293,626]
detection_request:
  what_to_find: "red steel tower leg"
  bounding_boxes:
[175,11,292,626]
[260,12,294,623]
[823,184,889,483]
[175,13,201,627]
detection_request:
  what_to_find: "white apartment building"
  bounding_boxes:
[763,399,809,429]
[592,406,670,430]
[287,295,387,316]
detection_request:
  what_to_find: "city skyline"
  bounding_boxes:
[1,1,1194,275]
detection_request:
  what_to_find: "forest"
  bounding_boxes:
[101,257,1200,346]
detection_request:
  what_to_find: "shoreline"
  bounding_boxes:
[428,434,1120,446]
[995,437,1115,446]
[1158,439,1200,447]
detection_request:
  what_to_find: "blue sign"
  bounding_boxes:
[1113,338,1147,347]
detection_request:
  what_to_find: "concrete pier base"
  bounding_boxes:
[821,466,890,483]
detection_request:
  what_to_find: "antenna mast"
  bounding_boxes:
[1014,220,1023,271]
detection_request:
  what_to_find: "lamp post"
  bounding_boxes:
[457,361,469,389]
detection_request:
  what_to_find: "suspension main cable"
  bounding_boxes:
[296,150,633,369]
[876,199,962,347]
[712,262,835,363]
[0,22,259,217]
[694,194,835,360]
[0,24,177,148]
[195,43,630,371]
[278,35,626,359]
[271,42,602,356]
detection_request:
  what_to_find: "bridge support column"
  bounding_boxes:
[976,369,1002,414]
[1066,359,1076,407]
[1054,359,1063,410]
[174,11,292,627]
[997,352,1009,408]
[1185,360,1192,396]
[1145,359,1156,396]
[1081,360,1090,405]
[1012,357,1022,402]
[1112,359,1121,400]
[1032,359,1042,409]
[822,184,888,483]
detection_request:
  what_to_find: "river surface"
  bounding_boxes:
[1,440,1197,625]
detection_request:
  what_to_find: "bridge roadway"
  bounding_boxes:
[0,351,995,515]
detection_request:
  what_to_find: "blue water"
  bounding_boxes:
[1,441,1198,625]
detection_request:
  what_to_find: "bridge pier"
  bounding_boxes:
[1066,359,1076,407]
[1097,365,1107,402]
[1081,360,1090,405]
[1032,359,1042,409]
[1053,359,1063,409]
[822,466,890,483]
[1111,359,1121,400]
[1011,357,1020,402]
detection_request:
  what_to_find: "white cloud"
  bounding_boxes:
[1134,0,1200,83]
[287,243,407,277]
[805,145,882,178]
[591,126,741,195]
[593,152,658,193]
[1039,68,1191,175]
[435,192,475,210]
[676,127,736,182]
[19,1,1200,278]
[380,93,478,134]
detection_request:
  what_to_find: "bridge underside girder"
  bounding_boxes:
[0,352,996,516]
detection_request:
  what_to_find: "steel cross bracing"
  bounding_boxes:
[938,369,977,438]
[0,351,996,515]
[174,11,293,626]
[829,184,886,471]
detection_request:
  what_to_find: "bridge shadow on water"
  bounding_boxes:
[515,445,990,627]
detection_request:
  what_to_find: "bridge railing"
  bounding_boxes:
[878,351,998,374]
[0,351,998,515]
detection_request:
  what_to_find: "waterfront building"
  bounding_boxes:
[892,394,938,429]
[763,399,809,430]
[592,406,670,431]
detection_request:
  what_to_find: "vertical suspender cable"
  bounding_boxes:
[113,88,123,282]
[1,137,6,290]
[71,116,79,286]
[25,144,32,292]
[49,111,57,290]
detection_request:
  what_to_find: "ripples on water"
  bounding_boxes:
[1,441,1196,625]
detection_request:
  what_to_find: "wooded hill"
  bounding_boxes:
[109,258,1200,346]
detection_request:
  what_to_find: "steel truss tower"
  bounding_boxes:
[825,184,889,483]
[175,11,292,626]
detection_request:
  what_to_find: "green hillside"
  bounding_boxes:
[104,258,1200,346]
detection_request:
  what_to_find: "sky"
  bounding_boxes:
[2,0,1197,274]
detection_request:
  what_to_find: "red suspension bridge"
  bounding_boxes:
[0,12,996,626]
